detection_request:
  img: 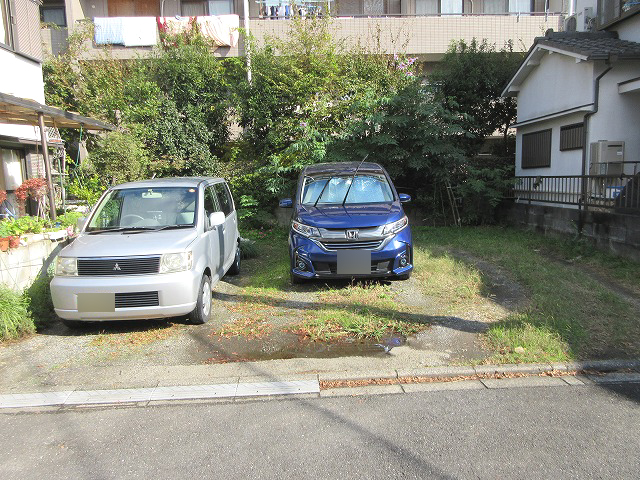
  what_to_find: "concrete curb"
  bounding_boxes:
[1,360,639,411]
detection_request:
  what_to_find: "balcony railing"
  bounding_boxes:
[45,13,563,59]
[510,172,640,213]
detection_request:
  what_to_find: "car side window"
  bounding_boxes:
[204,186,219,219]
[213,182,233,217]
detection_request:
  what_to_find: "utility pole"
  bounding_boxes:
[243,0,252,83]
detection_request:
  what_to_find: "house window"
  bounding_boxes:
[522,129,552,169]
[509,0,532,12]
[41,1,67,27]
[208,0,233,15]
[1,0,11,47]
[559,123,584,151]
[416,0,438,14]
[182,1,207,16]
[483,0,507,13]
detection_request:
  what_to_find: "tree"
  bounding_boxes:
[430,39,524,155]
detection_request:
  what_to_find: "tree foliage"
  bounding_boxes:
[43,20,518,225]
[430,38,523,156]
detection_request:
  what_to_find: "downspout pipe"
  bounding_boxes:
[579,64,612,232]
[569,0,576,17]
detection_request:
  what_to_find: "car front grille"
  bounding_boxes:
[77,256,161,276]
[318,240,384,251]
[115,291,159,309]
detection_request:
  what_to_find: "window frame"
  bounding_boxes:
[0,0,13,49]
[559,123,584,152]
[521,128,552,169]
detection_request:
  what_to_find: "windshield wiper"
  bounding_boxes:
[87,227,150,235]
[313,177,332,208]
[128,224,194,233]
[341,154,369,207]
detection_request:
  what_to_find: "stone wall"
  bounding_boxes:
[500,203,640,262]
[0,234,70,291]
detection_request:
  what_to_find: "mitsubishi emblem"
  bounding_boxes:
[346,229,359,240]
[113,263,121,271]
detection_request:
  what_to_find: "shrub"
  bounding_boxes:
[24,274,56,329]
[0,285,35,341]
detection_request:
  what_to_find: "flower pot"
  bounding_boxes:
[8,235,20,248]
[0,237,9,252]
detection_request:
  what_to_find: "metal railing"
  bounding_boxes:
[510,174,640,213]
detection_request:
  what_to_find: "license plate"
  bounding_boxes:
[337,250,371,275]
[77,293,115,313]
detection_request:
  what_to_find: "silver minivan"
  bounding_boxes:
[51,177,240,327]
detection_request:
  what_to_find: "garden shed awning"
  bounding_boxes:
[0,92,114,131]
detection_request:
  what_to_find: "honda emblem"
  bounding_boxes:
[346,229,359,240]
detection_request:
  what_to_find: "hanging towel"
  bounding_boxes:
[157,16,195,36]
[122,17,158,47]
[195,15,239,47]
[94,17,124,45]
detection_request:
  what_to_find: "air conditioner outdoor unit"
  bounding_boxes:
[564,15,577,32]
[589,141,625,176]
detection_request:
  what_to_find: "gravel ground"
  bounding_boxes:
[0,254,529,392]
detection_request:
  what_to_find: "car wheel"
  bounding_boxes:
[188,274,212,325]
[290,272,306,285]
[227,244,241,275]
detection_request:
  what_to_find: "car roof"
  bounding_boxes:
[302,162,387,176]
[112,177,223,189]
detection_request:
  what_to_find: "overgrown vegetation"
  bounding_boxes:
[0,286,35,341]
[43,17,520,223]
[413,227,640,363]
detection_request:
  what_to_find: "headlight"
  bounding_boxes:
[160,251,193,273]
[382,216,408,236]
[55,257,77,276]
[292,221,320,238]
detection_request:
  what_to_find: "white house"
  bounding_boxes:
[502,1,640,211]
[1,0,112,219]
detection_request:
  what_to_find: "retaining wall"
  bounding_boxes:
[500,203,640,262]
[0,234,70,291]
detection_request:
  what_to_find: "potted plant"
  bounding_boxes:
[0,222,10,252]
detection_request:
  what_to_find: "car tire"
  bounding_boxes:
[227,244,241,276]
[188,274,212,325]
[290,272,306,285]
[61,319,88,329]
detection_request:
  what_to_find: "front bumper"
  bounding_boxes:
[50,269,201,321]
[289,228,413,280]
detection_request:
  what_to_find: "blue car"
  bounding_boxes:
[279,161,413,284]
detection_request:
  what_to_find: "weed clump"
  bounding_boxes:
[0,285,35,341]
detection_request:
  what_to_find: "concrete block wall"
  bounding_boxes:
[501,203,640,261]
[0,236,69,291]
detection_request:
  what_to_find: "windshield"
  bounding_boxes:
[300,174,394,205]
[86,187,198,232]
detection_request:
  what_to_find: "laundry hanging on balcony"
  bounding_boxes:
[157,15,239,47]
[195,15,239,47]
[94,17,158,47]
[156,16,195,36]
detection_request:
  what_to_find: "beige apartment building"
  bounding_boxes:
[41,0,570,60]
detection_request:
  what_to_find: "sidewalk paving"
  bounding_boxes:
[2,360,639,410]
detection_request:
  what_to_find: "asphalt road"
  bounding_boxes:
[1,383,638,479]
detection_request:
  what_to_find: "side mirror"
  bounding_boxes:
[76,217,87,231]
[279,198,293,208]
[399,193,411,203]
[208,212,225,229]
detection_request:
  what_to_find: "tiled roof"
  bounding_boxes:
[536,31,640,60]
